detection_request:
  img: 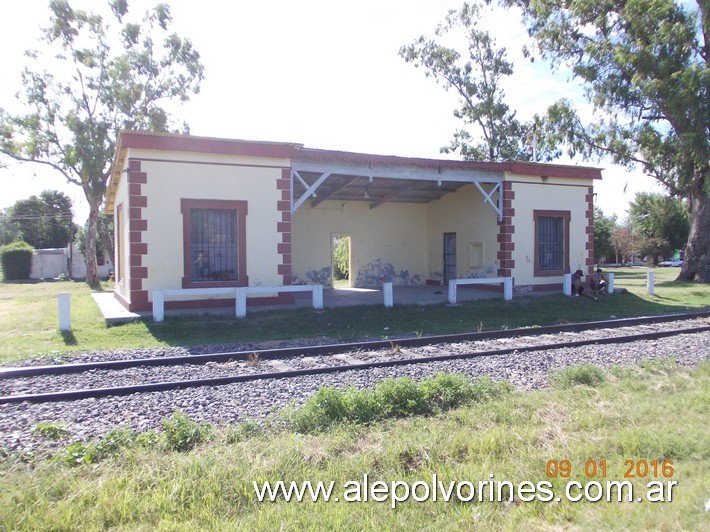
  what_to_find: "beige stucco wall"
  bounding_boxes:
[127,148,286,300]
[508,174,593,287]
[112,170,130,301]
[292,200,429,287]
[426,184,500,281]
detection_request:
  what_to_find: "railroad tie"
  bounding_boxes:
[264,360,292,372]
[333,354,367,365]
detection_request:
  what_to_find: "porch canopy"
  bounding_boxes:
[290,149,506,220]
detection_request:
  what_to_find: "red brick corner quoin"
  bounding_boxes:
[497,181,515,278]
[119,158,149,311]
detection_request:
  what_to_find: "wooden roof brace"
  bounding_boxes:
[473,181,503,221]
[292,170,332,213]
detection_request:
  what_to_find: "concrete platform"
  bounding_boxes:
[92,292,142,324]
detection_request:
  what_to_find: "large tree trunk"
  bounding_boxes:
[84,191,100,287]
[678,189,710,282]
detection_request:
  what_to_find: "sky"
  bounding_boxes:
[0,0,663,223]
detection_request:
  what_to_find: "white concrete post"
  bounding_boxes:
[448,280,458,304]
[607,272,615,294]
[58,292,71,331]
[236,287,247,318]
[383,281,393,308]
[312,284,324,310]
[647,271,655,295]
[563,273,572,296]
[503,277,513,301]
[152,291,165,322]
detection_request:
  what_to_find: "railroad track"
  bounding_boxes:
[1,310,709,404]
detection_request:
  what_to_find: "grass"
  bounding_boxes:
[1,361,707,530]
[0,267,708,362]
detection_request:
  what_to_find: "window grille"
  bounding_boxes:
[537,216,563,270]
[190,208,238,282]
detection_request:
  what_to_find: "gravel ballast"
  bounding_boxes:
[1,328,708,457]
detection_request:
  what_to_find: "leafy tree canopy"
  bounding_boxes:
[4,190,75,249]
[400,2,556,162]
[593,207,617,263]
[629,192,690,253]
[0,0,204,285]
[502,0,709,281]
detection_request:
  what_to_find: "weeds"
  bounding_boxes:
[32,421,69,440]
[286,373,512,433]
[551,364,606,389]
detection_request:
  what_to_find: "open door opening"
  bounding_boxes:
[332,234,352,288]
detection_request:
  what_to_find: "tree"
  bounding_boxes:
[611,226,633,265]
[505,0,709,281]
[0,209,21,246]
[399,2,548,161]
[629,192,690,260]
[0,0,204,286]
[332,236,350,280]
[7,190,74,249]
[76,211,113,262]
[593,207,617,264]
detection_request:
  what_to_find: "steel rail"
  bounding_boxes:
[1,309,709,380]
[1,324,708,404]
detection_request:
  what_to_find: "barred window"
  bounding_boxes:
[536,216,563,270]
[181,199,248,288]
[190,209,238,282]
[534,210,569,276]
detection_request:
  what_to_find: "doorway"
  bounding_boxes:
[443,232,457,285]
[332,234,352,288]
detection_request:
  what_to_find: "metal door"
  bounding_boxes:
[443,232,457,285]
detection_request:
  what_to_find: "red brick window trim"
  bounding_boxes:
[180,199,248,288]
[533,209,570,277]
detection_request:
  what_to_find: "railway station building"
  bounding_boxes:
[105,130,602,312]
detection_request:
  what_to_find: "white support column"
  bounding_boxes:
[58,292,71,331]
[152,291,165,322]
[236,287,247,318]
[383,281,393,308]
[607,272,615,294]
[563,273,572,296]
[647,271,655,295]
[312,284,324,310]
[448,281,458,305]
[503,277,513,301]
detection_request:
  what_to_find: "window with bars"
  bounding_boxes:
[190,209,238,281]
[181,199,248,287]
[534,210,569,276]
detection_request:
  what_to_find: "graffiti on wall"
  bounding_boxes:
[355,259,422,287]
[292,266,331,286]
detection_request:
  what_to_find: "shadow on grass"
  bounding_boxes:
[138,290,710,351]
[60,330,78,346]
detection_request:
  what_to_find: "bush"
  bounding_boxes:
[161,411,211,452]
[0,241,33,280]
[552,364,606,389]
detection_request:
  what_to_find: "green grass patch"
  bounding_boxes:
[1,267,708,362]
[551,364,606,388]
[285,374,512,433]
[1,362,707,529]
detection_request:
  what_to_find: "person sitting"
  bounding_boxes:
[590,268,608,296]
[572,269,598,301]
